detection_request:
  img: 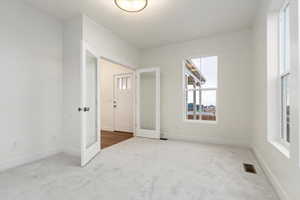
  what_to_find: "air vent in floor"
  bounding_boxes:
[243,163,257,174]
[160,137,168,141]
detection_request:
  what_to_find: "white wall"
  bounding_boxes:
[82,15,140,69]
[252,0,300,200]
[100,59,133,131]
[140,29,253,147]
[0,0,63,171]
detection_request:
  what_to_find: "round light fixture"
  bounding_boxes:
[115,0,147,12]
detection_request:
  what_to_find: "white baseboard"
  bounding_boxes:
[163,133,250,148]
[252,147,290,200]
[0,149,61,172]
[101,127,114,132]
[136,129,160,139]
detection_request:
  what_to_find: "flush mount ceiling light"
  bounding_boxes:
[115,0,148,12]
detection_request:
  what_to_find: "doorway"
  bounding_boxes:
[99,58,134,149]
[80,42,160,166]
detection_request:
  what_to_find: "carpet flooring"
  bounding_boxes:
[0,137,278,200]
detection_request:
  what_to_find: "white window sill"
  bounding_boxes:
[269,140,290,158]
[184,119,218,125]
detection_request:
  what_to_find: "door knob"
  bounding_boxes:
[84,107,90,112]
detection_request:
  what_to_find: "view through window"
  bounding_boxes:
[183,56,218,122]
[279,3,291,144]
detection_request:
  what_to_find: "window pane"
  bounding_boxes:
[126,77,131,89]
[186,90,204,120]
[279,4,291,144]
[186,90,195,120]
[280,77,284,139]
[184,56,218,122]
[287,88,290,143]
[122,77,127,90]
[200,90,217,121]
[186,75,195,89]
[192,56,218,88]
[281,75,290,143]
[118,78,122,89]
[196,90,200,120]
[279,5,290,73]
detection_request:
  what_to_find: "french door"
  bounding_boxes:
[136,68,160,139]
[80,41,101,167]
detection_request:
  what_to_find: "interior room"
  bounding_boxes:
[100,58,134,149]
[0,0,299,200]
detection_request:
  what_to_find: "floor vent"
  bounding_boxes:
[160,138,168,141]
[243,163,257,174]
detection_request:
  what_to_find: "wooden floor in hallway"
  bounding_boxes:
[101,130,133,149]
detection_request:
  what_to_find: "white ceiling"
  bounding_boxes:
[23,0,259,49]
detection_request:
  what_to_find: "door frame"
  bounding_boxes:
[113,72,135,133]
[136,67,160,139]
[99,58,136,137]
[80,41,101,167]
[80,41,137,166]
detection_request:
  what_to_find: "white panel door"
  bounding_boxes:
[113,74,133,132]
[136,68,160,139]
[81,42,101,167]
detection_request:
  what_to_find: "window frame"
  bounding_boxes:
[182,57,218,124]
[278,2,291,148]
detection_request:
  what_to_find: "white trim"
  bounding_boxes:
[183,119,218,125]
[182,57,219,124]
[252,147,290,200]
[97,52,102,148]
[156,68,161,133]
[269,140,290,158]
[132,70,137,136]
[163,133,250,148]
[266,11,281,145]
[80,41,101,167]
[136,129,160,139]
[82,54,137,158]
[136,67,160,139]
[279,2,290,145]
[101,127,114,132]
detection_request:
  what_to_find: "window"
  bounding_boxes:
[183,56,218,122]
[279,3,291,145]
[117,76,131,90]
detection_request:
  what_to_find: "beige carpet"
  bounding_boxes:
[0,137,278,200]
